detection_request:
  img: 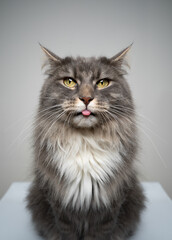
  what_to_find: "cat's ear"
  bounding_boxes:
[39,43,62,64]
[110,44,132,69]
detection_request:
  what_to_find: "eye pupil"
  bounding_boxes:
[63,78,77,88]
[97,79,110,88]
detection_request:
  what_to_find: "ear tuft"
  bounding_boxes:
[111,43,133,63]
[39,43,61,63]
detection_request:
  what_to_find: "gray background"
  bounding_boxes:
[0,0,172,198]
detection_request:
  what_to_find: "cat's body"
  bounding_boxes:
[27,45,145,240]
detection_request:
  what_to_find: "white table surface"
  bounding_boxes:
[0,182,172,240]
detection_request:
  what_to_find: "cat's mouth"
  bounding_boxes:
[75,110,96,117]
[72,110,98,128]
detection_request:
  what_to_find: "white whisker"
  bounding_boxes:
[138,127,167,168]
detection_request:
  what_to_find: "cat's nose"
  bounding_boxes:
[79,97,94,106]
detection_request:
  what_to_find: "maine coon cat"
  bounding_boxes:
[27,44,145,240]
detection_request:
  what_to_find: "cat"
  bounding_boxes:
[26,44,145,240]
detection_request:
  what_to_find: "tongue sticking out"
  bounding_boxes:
[82,110,91,116]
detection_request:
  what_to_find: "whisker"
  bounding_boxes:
[37,111,67,161]
[17,109,63,144]
[37,104,62,115]
[105,107,167,168]
[34,110,64,143]
[104,110,120,123]
[9,107,65,152]
[99,111,111,125]
[110,106,167,145]
[6,103,63,140]
[66,112,74,126]
[111,105,156,125]
[41,97,58,100]
[138,126,167,168]
[40,110,68,145]
[108,109,134,124]
[136,121,167,145]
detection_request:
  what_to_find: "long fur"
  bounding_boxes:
[27,46,145,240]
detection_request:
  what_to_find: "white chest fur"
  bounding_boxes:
[48,130,122,209]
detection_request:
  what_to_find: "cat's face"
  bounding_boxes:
[39,46,134,129]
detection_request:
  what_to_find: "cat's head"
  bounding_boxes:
[38,45,134,129]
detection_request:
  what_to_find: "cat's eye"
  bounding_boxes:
[96,79,110,89]
[63,78,77,88]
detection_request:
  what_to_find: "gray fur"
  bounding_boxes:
[27,46,145,240]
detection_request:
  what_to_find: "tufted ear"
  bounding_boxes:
[110,44,132,68]
[39,43,62,63]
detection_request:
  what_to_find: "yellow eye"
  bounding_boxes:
[63,78,77,88]
[96,79,110,89]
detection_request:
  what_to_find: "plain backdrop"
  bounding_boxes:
[0,0,172,199]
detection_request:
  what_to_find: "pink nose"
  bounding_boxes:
[79,97,93,106]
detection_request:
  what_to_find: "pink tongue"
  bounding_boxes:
[82,110,91,116]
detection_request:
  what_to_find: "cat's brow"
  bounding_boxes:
[96,73,114,81]
[55,74,75,81]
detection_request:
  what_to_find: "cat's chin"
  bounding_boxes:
[71,114,98,128]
